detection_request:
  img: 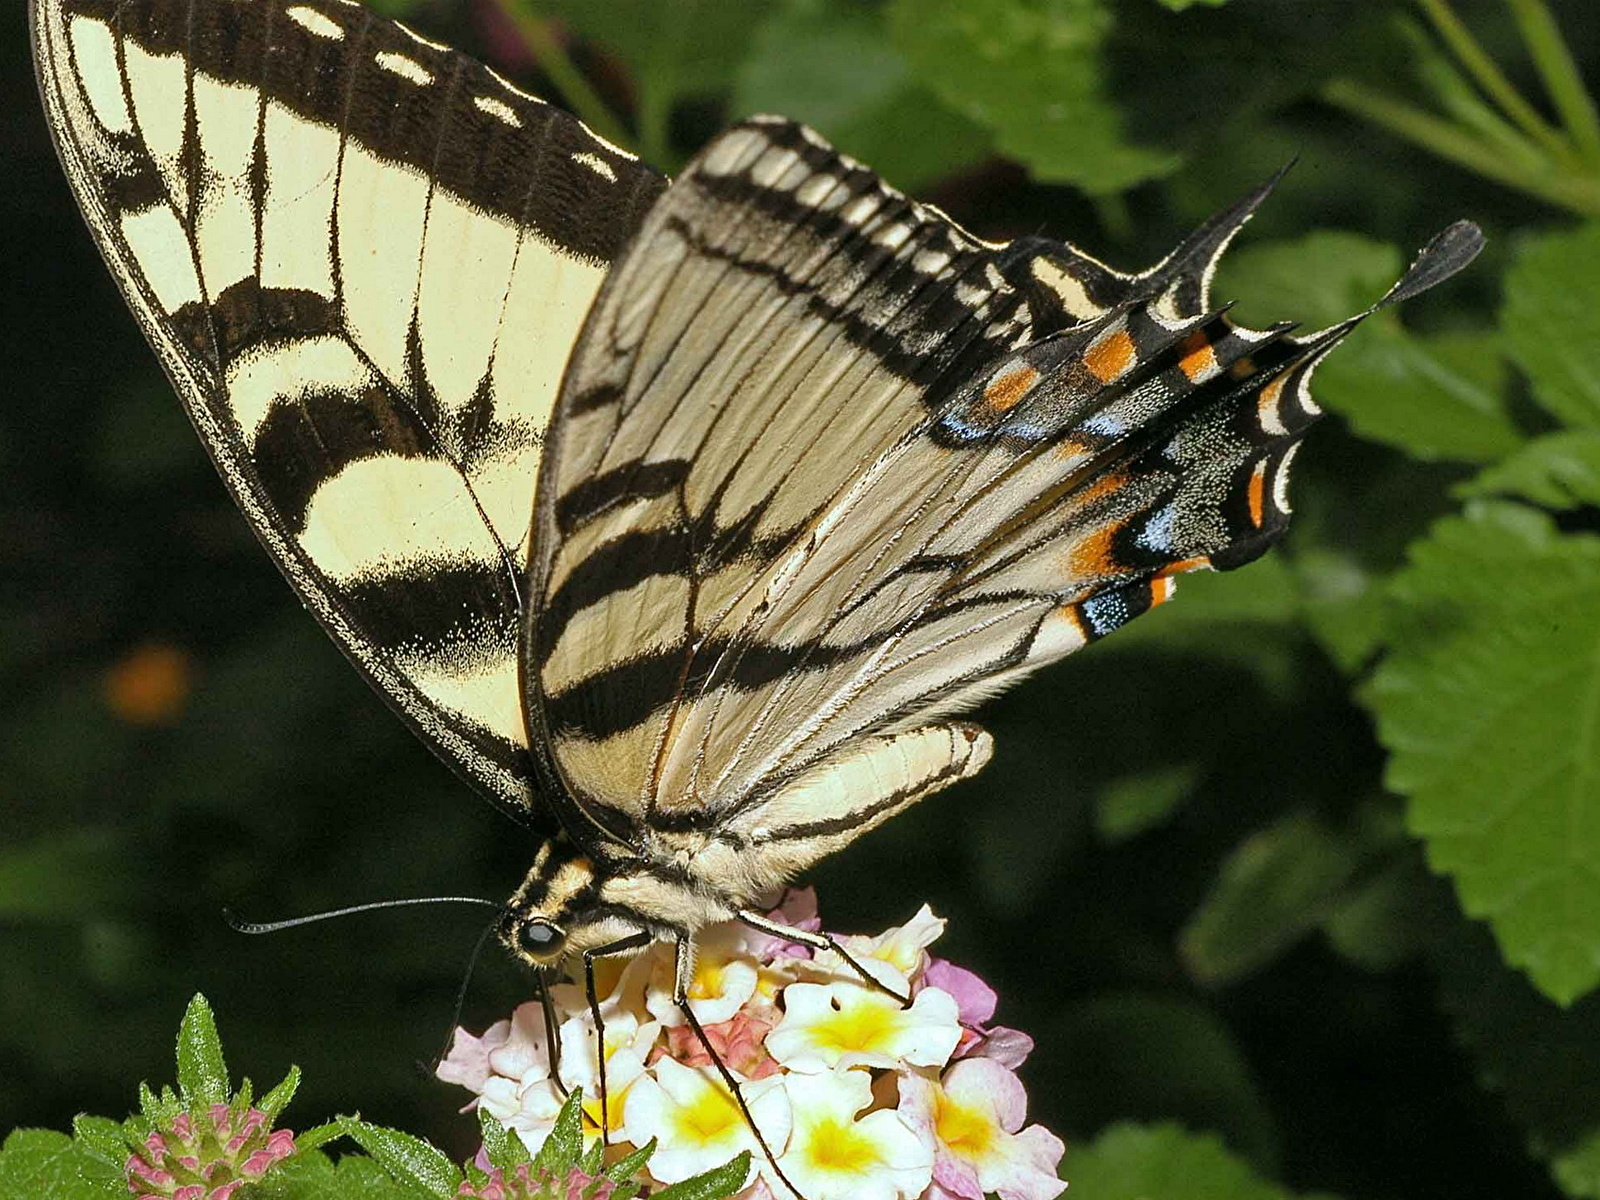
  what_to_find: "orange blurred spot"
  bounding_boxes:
[1178,329,1219,382]
[1082,328,1136,383]
[982,364,1040,412]
[1229,355,1257,379]
[1247,461,1268,527]
[105,642,193,726]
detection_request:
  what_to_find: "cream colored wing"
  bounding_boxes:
[32,0,665,817]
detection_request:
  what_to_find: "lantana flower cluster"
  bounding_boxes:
[124,1102,297,1200]
[439,890,1065,1200]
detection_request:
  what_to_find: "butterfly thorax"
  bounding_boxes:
[498,827,742,968]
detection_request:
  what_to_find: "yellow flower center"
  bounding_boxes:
[802,1117,880,1174]
[814,999,898,1053]
[674,1084,741,1144]
[934,1092,996,1159]
[581,1081,633,1133]
[689,956,728,1001]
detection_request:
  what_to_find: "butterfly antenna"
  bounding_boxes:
[224,895,501,934]
[433,911,505,1071]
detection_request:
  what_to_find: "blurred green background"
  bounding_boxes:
[7,1,1600,1198]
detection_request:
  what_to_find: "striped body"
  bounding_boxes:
[32,0,1484,969]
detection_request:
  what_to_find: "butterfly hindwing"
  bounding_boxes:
[31,0,666,816]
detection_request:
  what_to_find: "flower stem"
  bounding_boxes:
[498,2,635,154]
[1506,0,1600,168]
[1414,0,1570,159]
[1322,77,1600,216]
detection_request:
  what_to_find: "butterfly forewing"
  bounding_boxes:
[32,0,665,816]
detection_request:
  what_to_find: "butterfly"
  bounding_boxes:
[33,0,1481,1095]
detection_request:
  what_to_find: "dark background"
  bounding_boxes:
[5,2,1598,1198]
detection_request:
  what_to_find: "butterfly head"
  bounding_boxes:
[498,831,652,968]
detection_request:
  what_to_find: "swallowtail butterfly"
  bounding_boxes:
[33,0,1481,1017]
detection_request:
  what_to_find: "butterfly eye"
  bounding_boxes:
[516,919,565,960]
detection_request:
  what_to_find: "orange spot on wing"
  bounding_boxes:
[1076,471,1128,505]
[1150,576,1178,606]
[983,364,1040,412]
[1083,328,1136,383]
[1067,525,1120,578]
[1247,460,1268,527]
[1157,555,1210,578]
[1178,329,1219,382]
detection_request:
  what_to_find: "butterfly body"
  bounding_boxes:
[32,0,1483,992]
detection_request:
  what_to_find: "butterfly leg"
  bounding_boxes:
[583,932,653,1145]
[736,910,912,1007]
[673,935,805,1199]
[536,971,569,1100]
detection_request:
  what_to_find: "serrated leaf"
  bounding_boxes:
[68,1116,126,1167]
[1463,431,1600,511]
[1502,222,1600,430]
[259,1066,301,1121]
[1369,501,1600,1004]
[293,1122,347,1154]
[175,994,229,1108]
[338,1120,461,1199]
[478,1110,527,1172]
[1220,233,1517,463]
[0,1129,123,1200]
[1181,809,1397,984]
[533,1090,585,1174]
[650,1152,752,1200]
[1065,1123,1298,1200]
[732,0,990,192]
[888,0,1180,194]
[1095,763,1200,843]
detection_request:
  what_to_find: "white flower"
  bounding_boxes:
[646,924,762,1027]
[554,1005,660,1137]
[623,1056,790,1186]
[900,1057,1066,1200]
[766,980,961,1073]
[776,1068,933,1200]
[818,904,946,988]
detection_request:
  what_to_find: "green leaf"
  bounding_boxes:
[253,1151,425,1200]
[1319,851,1449,972]
[888,0,1181,194]
[1368,501,1600,1004]
[292,1122,347,1154]
[1431,923,1600,1192]
[1043,996,1278,1171]
[478,1110,528,1172]
[0,1129,123,1200]
[1219,232,1518,463]
[533,1090,586,1174]
[1502,222,1600,430]
[338,1120,462,1199]
[733,0,991,192]
[67,1117,126,1168]
[259,1066,301,1121]
[1181,808,1398,984]
[1463,431,1600,511]
[1554,1130,1600,1199]
[175,994,229,1108]
[1065,1123,1302,1200]
[0,831,139,921]
[1095,763,1200,843]
[605,1139,657,1184]
[650,1152,753,1200]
